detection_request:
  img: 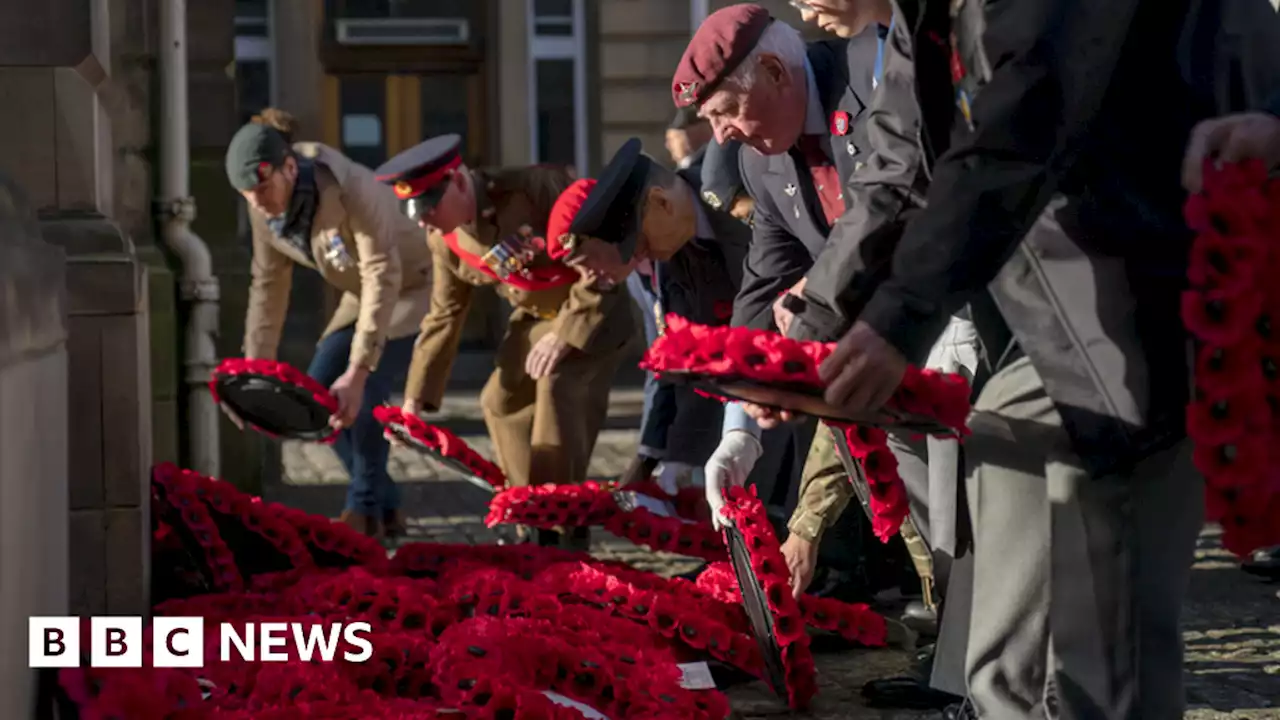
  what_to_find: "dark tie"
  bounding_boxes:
[796,135,845,226]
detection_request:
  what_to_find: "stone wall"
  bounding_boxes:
[0,178,69,719]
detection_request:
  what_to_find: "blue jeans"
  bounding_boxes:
[306,326,416,515]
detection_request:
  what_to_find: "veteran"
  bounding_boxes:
[551,137,752,488]
[374,136,634,549]
[816,0,1215,715]
[225,109,431,541]
[673,4,917,607]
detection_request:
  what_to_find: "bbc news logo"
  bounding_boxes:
[29,617,374,668]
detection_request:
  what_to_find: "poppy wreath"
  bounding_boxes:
[373,404,508,490]
[718,486,819,709]
[486,481,728,562]
[151,464,245,593]
[641,317,971,542]
[623,478,713,523]
[1182,159,1280,557]
[209,357,339,444]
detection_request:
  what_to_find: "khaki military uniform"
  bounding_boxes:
[404,167,635,488]
[243,142,433,367]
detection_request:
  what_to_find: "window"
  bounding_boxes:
[527,0,587,175]
[234,0,274,124]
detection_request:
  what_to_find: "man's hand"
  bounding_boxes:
[704,430,765,530]
[619,455,661,488]
[657,461,695,494]
[385,398,425,448]
[1183,111,1280,193]
[739,402,796,430]
[773,277,808,336]
[329,366,370,429]
[780,533,820,600]
[526,332,571,380]
[819,320,908,414]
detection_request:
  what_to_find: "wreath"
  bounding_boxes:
[209,358,339,443]
[373,404,508,490]
[641,317,971,541]
[1182,159,1280,557]
[486,481,728,562]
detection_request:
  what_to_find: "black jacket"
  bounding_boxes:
[826,0,1215,474]
[641,167,752,465]
[732,30,880,330]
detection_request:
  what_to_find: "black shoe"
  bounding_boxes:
[807,567,875,605]
[903,600,939,637]
[941,700,976,720]
[1241,546,1280,581]
[862,676,961,710]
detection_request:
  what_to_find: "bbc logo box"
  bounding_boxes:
[29,617,205,668]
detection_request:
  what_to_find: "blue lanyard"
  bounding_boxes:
[873,20,893,88]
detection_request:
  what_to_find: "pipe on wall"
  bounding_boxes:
[158,0,222,477]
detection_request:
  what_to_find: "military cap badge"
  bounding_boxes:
[256,161,273,183]
[677,81,701,105]
[394,181,413,197]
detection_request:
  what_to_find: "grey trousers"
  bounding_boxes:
[964,357,1203,719]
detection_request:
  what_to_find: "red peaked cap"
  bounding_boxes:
[546,178,598,261]
[671,4,774,108]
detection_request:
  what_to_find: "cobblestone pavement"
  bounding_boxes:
[278,391,1280,719]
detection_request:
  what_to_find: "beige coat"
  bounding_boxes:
[242,143,433,372]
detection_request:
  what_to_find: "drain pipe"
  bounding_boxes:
[158,0,221,477]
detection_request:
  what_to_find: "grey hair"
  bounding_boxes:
[719,21,806,95]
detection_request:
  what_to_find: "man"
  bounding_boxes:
[672,5,902,599]
[666,106,714,171]
[817,0,1215,716]
[224,108,430,540]
[559,138,748,490]
[375,135,635,549]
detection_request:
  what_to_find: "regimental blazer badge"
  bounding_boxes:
[830,111,851,136]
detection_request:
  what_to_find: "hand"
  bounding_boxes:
[739,401,795,430]
[703,430,765,530]
[773,277,808,336]
[219,402,246,431]
[1183,112,1280,193]
[819,320,908,414]
[781,533,820,600]
[525,332,571,380]
[328,366,369,430]
[619,455,660,488]
[385,398,424,448]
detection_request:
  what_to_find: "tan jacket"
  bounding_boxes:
[405,166,635,410]
[242,143,433,371]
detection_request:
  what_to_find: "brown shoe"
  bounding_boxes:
[382,510,405,540]
[338,509,384,541]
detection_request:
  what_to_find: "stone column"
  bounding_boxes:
[0,176,69,720]
[0,0,153,621]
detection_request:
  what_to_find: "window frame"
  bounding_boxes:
[234,0,276,106]
[526,0,587,176]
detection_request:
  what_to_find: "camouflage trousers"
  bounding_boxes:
[798,426,938,610]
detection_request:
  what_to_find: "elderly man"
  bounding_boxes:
[815,0,1219,716]
[673,5,909,604]
[555,138,750,489]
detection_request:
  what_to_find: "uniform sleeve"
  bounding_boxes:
[343,181,405,371]
[404,238,475,411]
[552,275,630,350]
[786,426,854,543]
[789,16,929,343]
[242,209,294,360]
[730,158,810,330]
[859,0,1144,363]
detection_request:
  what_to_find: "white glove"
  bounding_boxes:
[704,430,764,530]
[656,462,695,495]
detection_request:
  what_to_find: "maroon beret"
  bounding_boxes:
[672,4,774,108]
